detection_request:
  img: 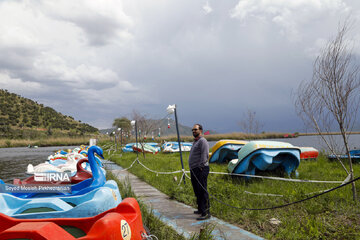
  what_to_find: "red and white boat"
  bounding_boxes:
[299,147,319,160]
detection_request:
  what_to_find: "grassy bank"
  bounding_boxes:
[0,136,105,148]
[106,171,187,240]
[103,144,360,240]
[106,170,215,240]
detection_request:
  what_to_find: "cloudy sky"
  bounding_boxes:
[1,0,360,133]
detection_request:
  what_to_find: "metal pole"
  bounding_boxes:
[114,133,117,151]
[135,122,138,158]
[174,105,186,185]
[120,129,123,147]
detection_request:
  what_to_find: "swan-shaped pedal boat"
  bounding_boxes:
[0,146,121,219]
[2,146,108,198]
[14,158,93,185]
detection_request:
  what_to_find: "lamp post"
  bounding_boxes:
[167,104,186,185]
[131,120,138,158]
[113,131,116,151]
[120,128,123,146]
[117,128,122,149]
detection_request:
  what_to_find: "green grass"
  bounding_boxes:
[103,143,360,240]
[106,171,217,240]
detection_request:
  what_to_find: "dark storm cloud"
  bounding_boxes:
[1,0,360,132]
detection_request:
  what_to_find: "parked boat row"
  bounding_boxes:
[27,145,103,175]
[0,145,148,239]
[122,141,193,154]
[209,140,319,177]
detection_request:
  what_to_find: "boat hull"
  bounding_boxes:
[122,143,136,153]
[209,140,248,163]
[328,149,360,163]
[162,142,192,153]
[132,143,159,154]
[0,198,147,240]
[299,147,319,160]
[0,180,122,219]
[228,141,301,176]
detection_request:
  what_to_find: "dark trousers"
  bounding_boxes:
[190,165,210,215]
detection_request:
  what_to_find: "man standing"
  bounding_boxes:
[188,124,210,220]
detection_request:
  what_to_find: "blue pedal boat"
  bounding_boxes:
[122,143,136,153]
[209,139,248,163]
[228,141,301,176]
[161,141,192,153]
[328,149,360,163]
[0,180,121,219]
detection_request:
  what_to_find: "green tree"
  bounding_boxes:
[113,117,132,133]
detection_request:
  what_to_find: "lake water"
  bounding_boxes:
[209,134,360,152]
[0,146,76,183]
[1,135,359,183]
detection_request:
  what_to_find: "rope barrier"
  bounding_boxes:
[103,149,356,210]
[190,166,360,210]
[109,157,139,172]
[137,158,184,175]
[119,157,344,184]
[209,171,344,184]
[244,191,284,197]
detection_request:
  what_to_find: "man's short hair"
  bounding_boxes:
[195,124,203,131]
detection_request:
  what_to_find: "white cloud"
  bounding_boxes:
[0,2,41,48]
[31,52,136,90]
[0,72,43,93]
[41,0,134,46]
[203,1,213,15]
[230,0,350,41]
[0,0,359,132]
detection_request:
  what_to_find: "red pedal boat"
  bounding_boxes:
[0,198,148,240]
[299,147,319,160]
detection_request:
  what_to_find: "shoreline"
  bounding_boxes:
[1,131,359,148]
[298,132,360,136]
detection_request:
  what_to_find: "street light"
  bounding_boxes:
[167,104,185,185]
[118,128,122,148]
[131,120,138,158]
[112,131,116,151]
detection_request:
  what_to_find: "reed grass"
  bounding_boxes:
[0,135,106,148]
[143,132,298,143]
[103,144,360,240]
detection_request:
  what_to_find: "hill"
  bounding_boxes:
[0,89,98,139]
